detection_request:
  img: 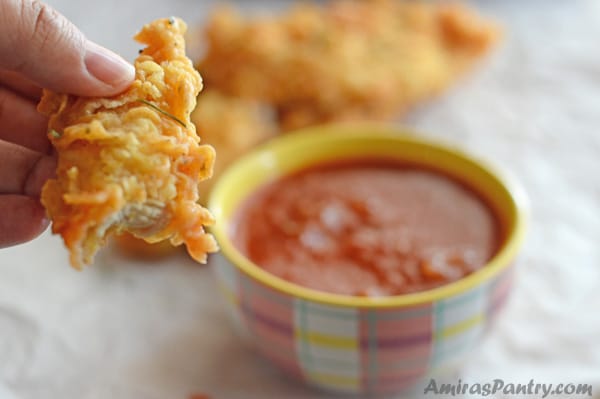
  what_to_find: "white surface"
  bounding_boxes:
[2,0,600,398]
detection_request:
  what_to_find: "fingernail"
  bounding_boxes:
[85,41,135,88]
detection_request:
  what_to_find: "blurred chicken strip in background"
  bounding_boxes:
[198,0,499,131]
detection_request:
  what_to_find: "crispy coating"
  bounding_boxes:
[39,18,218,268]
[113,88,276,260]
[114,232,180,260]
[199,0,499,130]
[191,90,277,202]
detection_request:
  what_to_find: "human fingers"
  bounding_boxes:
[0,195,49,248]
[0,140,56,197]
[0,87,49,153]
[0,69,42,101]
[0,0,134,96]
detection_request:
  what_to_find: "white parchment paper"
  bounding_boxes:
[1,1,599,398]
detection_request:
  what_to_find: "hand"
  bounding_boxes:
[0,0,135,248]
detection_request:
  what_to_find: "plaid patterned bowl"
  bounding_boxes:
[208,124,527,395]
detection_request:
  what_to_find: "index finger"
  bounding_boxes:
[0,140,56,197]
[0,69,42,101]
[0,86,49,153]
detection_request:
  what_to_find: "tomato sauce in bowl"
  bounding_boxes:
[231,159,500,297]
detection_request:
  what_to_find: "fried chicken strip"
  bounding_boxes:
[199,0,499,130]
[39,18,218,268]
[191,90,277,202]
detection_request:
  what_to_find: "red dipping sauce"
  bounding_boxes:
[232,159,500,297]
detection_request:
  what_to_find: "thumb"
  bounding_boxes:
[0,0,135,96]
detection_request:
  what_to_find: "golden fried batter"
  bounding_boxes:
[199,0,499,130]
[39,18,218,268]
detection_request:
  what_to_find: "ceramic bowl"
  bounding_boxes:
[208,124,527,395]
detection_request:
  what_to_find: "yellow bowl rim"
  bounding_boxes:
[208,123,528,309]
